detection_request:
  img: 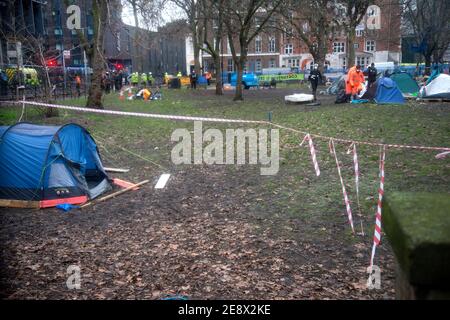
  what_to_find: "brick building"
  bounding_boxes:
[200,0,402,74]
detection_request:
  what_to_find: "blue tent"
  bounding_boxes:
[0,123,110,208]
[374,77,405,104]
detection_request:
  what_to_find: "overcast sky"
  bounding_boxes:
[121,2,184,29]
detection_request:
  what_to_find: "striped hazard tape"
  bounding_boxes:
[302,134,320,177]
[2,100,264,124]
[330,139,355,233]
[370,145,386,267]
[2,100,450,151]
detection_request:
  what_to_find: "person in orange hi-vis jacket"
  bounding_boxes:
[345,64,365,100]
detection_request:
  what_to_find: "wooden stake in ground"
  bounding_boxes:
[80,180,150,209]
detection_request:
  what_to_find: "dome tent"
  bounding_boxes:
[374,77,405,104]
[390,72,419,97]
[419,74,450,99]
[360,77,405,104]
[0,123,111,208]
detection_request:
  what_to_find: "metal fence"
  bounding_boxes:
[0,64,89,101]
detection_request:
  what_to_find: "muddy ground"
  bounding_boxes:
[5,86,442,300]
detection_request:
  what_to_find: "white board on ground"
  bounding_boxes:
[155,174,171,189]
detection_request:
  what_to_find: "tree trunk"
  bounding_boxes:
[312,49,326,82]
[233,58,244,101]
[424,54,432,76]
[132,1,143,73]
[192,34,201,74]
[214,55,223,95]
[347,27,356,68]
[86,0,107,109]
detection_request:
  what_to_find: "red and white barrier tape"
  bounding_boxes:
[330,139,355,233]
[270,123,450,152]
[2,100,450,151]
[2,100,264,124]
[347,143,361,210]
[370,145,386,267]
[304,134,320,176]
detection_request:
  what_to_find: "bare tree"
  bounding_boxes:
[63,0,109,109]
[122,0,166,73]
[402,0,450,74]
[279,0,339,75]
[198,0,225,95]
[223,0,284,101]
[335,0,371,68]
[170,0,203,74]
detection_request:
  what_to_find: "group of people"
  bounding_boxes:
[308,62,378,102]
[130,72,154,87]
[101,69,127,94]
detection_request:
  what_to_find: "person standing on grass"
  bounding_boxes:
[367,63,377,88]
[75,74,81,97]
[346,64,365,101]
[308,64,322,102]
[190,70,197,89]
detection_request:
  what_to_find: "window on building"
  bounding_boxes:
[256,59,262,72]
[356,24,365,37]
[365,40,376,52]
[356,56,369,68]
[268,36,276,53]
[227,58,234,72]
[284,44,293,54]
[55,43,62,51]
[287,58,300,68]
[333,42,345,53]
[269,58,276,68]
[354,43,359,49]
[255,36,262,53]
[54,28,63,35]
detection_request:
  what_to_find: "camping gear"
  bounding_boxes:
[327,75,347,95]
[351,99,369,104]
[285,93,314,104]
[361,77,404,103]
[419,74,450,99]
[80,180,149,209]
[335,90,350,104]
[0,123,111,208]
[390,72,420,97]
[374,77,405,104]
[169,78,181,89]
[56,203,80,212]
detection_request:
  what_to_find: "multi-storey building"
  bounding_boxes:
[200,0,401,74]
[0,0,187,77]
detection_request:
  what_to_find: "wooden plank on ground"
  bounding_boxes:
[104,167,130,173]
[0,199,40,209]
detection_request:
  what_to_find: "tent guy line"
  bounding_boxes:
[1,100,449,152]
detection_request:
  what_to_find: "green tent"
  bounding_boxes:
[390,73,420,96]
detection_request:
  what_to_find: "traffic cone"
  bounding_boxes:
[119,90,124,101]
[127,88,133,100]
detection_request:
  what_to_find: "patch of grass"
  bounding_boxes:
[1,89,448,241]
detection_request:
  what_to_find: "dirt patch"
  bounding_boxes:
[0,163,394,299]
